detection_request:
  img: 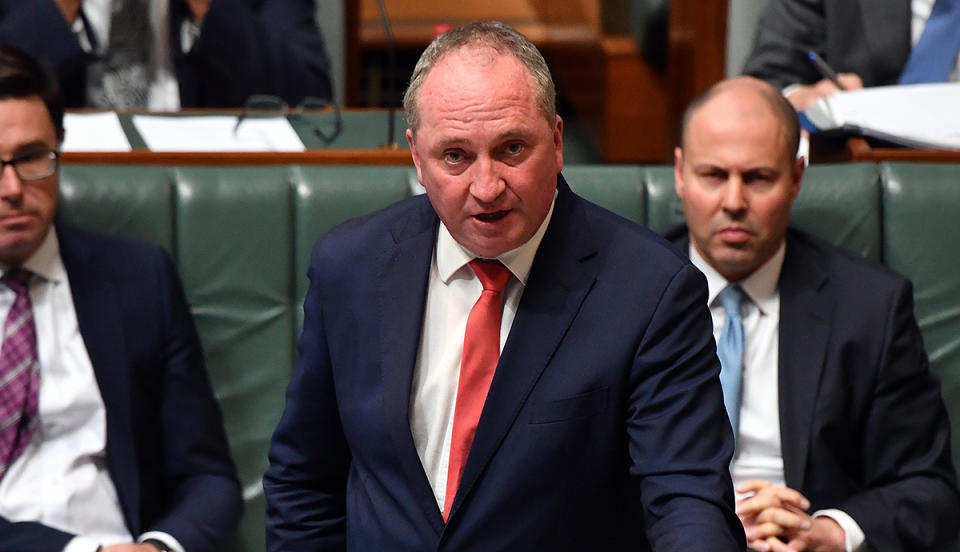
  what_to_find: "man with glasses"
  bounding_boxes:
[0,44,241,552]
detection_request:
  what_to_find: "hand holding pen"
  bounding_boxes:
[784,51,864,110]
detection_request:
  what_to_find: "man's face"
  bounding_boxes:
[0,97,59,266]
[406,46,563,258]
[674,87,802,281]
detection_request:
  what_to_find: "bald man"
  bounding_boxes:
[667,77,960,551]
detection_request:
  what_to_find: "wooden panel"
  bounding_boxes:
[360,0,601,47]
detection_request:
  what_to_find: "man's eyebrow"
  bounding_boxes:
[8,140,54,157]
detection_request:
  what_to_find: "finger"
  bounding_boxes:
[747,520,789,541]
[813,78,842,97]
[837,72,864,90]
[736,479,773,495]
[785,535,809,551]
[765,536,794,552]
[756,506,812,531]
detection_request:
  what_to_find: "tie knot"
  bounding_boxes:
[469,259,511,292]
[718,285,744,319]
[1,269,31,296]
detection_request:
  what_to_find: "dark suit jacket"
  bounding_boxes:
[742,0,912,90]
[264,177,745,551]
[0,0,332,107]
[0,225,242,552]
[667,226,960,551]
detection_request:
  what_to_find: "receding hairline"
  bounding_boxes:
[679,78,800,158]
[403,21,557,134]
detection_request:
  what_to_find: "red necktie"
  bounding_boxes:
[0,269,38,481]
[443,259,511,521]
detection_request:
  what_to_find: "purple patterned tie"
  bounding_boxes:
[0,269,38,480]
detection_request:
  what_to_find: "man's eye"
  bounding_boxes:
[443,151,463,163]
[504,142,523,155]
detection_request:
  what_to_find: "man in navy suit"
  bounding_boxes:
[669,76,960,551]
[264,21,745,551]
[0,45,241,551]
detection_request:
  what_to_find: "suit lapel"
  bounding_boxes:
[446,178,599,522]
[56,227,141,534]
[777,232,832,491]
[376,199,447,534]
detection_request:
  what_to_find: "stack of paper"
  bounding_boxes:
[803,82,960,150]
[133,115,306,152]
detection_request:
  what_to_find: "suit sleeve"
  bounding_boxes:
[741,0,827,90]
[0,0,92,103]
[143,250,243,552]
[176,0,333,107]
[835,281,960,551]
[0,518,73,552]
[629,263,746,550]
[263,244,350,551]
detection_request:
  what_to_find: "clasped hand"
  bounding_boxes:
[736,480,845,552]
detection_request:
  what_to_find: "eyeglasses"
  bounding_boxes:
[234,95,343,144]
[0,150,59,181]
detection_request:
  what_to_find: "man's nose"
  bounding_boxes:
[469,157,505,203]
[0,164,24,200]
[721,179,747,214]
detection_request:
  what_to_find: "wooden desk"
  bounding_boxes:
[811,136,960,164]
[61,109,413,165]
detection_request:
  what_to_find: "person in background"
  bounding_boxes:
[264,20,744,551]
[743,0,960,110]
[0,44,241,552]
[668,75,960,551]
[0,0,332,109]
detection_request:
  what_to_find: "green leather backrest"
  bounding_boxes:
[636,163,883,260]
[53,162,958,551]
[881,163,960,469]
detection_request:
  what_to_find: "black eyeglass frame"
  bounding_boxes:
[0,150,60,181]
[233,95,343,145]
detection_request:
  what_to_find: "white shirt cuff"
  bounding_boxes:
[62,535,101,552]
[813,508,866,552]
[139,531,185,552]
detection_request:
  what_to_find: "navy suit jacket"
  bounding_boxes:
[0,0,332,107]
[0,225,241,552]
[265,177,745,551]
[743,0,911,90]
[667,227,960,551]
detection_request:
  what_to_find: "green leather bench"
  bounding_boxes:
[56,162,960,551]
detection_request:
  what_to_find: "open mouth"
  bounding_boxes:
[475,210,509,222]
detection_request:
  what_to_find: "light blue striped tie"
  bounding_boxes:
[899,0,960,84]
[717,286,745,439]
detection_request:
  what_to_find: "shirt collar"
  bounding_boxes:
[689,240,785,315]
[1,229,66,285]
[436,195,557,286]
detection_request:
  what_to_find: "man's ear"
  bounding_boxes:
[406,129,423,183]
[673,147,685,198]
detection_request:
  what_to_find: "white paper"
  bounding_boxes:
[132,115,306,152]
[804,83,960,150]
[62,112,132,152]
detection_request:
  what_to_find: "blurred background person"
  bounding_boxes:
[743,0,960,110]
[0,0,333,109]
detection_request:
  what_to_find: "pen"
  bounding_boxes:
[807,50,845,89]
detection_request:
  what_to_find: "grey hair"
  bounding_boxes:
[402,21,557,133]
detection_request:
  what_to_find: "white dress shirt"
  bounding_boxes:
[72,0,200,110]
[410,199,556,513]
[690,242,865,552]
[0,231,183,552]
